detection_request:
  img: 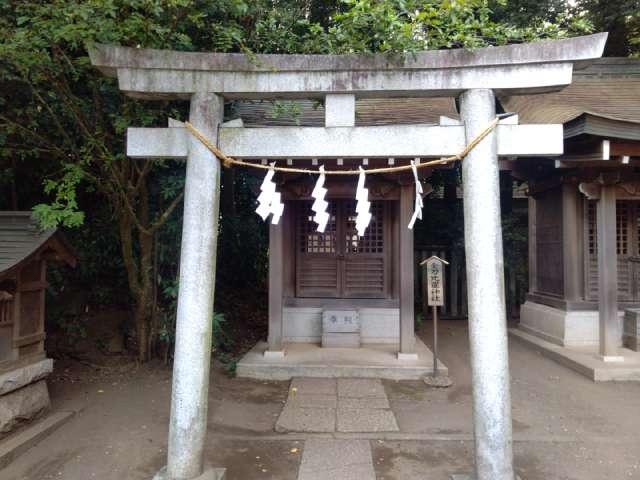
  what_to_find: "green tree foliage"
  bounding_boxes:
[490,0,639,57]
[490,0,571,25]
[0,0,591,361]
[575,0,640,56]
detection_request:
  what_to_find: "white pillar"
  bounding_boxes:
[165,93,224,479]
[459,89,515,480]
[597,184,620,359]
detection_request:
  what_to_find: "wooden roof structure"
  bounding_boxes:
[503,58,640,124]
[0,212,76,280]
[563,111,640,140]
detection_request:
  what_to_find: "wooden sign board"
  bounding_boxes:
[422,256,448,307]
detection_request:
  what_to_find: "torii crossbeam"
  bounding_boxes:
[90,33,607,480]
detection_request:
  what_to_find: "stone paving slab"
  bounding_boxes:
[275,406,335,433]
[337,378,387,398]
[287,394,337,409]
[450,475,523,480]
[297,439,375,480]
[298,463,376,480]
[290,378,336,395]
[337,407,399,433]
[338,396,390,410]
[277,377,399,434]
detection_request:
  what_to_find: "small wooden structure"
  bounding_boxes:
[507,59,640,357]
[0,212,76,436]
[269,179,409,346]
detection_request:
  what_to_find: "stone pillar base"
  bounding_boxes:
[153,466,226,480]
[0,379,50,437]
[520,301,625,348]
[264,350,285,359]
[599,355,625,363]
[397,352,418,361]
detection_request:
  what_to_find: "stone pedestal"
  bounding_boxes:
[322,310,360,348]
[623,309,640,351]
[153,466,226,480]
[0,358,53,437]
[0,380,50,436]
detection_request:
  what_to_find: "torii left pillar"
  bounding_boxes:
[155,92,226,480]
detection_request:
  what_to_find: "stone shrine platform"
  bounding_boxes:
[510,328,640,381]
[236,338,447,381]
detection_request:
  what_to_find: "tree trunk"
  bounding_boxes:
[134,232,154,362]
[135,298,152,362]
[136,181,154,362]
[116,188,156,362]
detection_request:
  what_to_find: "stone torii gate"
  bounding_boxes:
[90,33,606,480]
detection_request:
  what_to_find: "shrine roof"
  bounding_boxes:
[0,212,76,278]
[562,111,640,141]
[503,58,640,125]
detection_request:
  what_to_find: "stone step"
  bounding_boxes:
[0,410,75,469]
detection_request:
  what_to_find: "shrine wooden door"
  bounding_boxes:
[295,200,390,299]
[585,199,640,302]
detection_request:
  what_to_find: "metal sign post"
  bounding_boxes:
[421,255,452,387]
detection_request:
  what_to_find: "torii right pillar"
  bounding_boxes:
[459,89,514,480]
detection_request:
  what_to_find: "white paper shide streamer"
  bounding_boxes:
[355,166,372,237]
[255,163,284,224]
[408,160,423,229]
[311,165,329,232]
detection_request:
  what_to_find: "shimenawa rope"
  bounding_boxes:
[184,116,501,175]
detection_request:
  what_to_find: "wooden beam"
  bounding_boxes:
[528,196,537,295]
[611,141,640,157]
[597,184,620,358]
[398,183,416,358]
[562,184,584,301]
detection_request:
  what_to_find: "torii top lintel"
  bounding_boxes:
[89,33,607,100]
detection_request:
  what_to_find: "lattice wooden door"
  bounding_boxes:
[295,200,390,298]
[585,200,640,301]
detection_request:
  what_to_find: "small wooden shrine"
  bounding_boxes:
[0,212,76,436]
[502,58,640,359]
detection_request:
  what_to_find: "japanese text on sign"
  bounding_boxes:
[426,259,444,307]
